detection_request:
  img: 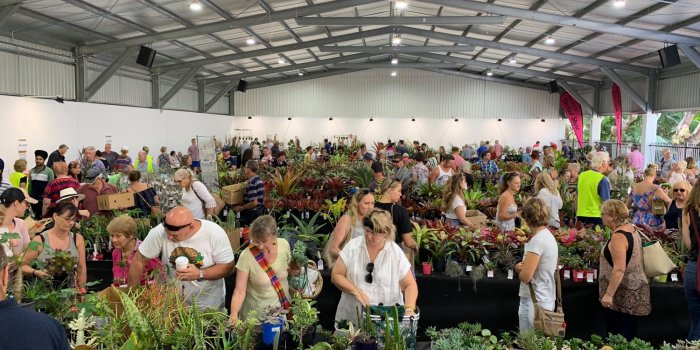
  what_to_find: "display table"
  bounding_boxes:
[87,261,688,345]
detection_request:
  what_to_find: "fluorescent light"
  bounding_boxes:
[391,58,399,65]
[395,1,408,10]
[486,70,493,76]
[189,0,202,11]
[390,71,397,77]
[612,0,626,8]
[544,36,555,45]
[298,71,304,76]
[392,36,401,46]
[246,38,256,45]
[509,57,517,64]
[278,58,285,64]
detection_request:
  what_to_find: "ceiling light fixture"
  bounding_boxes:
[189,0,203,11]
[391,58,399,65]
[392,35,401,46]
[509,57,517,64]
[544,36,556,45]
[395,1,408,10]
[288,117,292,120]
[498,118,502,122]
[298,71,304,76]
[541,119,546,122]
[454,118,459,122]
[369,118,374,122]
[278,58,285,64]
[486,70,493,76]
[247,116,252,120]
[390,71,397,77]
[411,118,416,122]
[246,38,256,45]
[329,117,333,121]
[612,0,626,8]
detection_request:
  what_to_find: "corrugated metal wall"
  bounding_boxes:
[599,78,647,115]
[87,65,152,108]
[235,68,560,119]
[0,50,75,99]
[658,64,700,112]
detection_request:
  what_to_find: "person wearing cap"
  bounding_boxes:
[42,161,80,217]
[221,147,237,170]
[0,158,11,197]
[77,168,118,216]
[47,144,68,169]
[134,150,158,175]
[363,152,374,165]
[0,188,36,255]
[116,146,132,171]
[102,143,119,170]
[368,161,385,193]
[28,150,55,219]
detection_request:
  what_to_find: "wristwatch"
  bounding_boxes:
[197,269,205,282]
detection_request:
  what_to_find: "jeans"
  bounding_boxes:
[518,297,555,332]
[604,308,638,340]
[685,261,700,340]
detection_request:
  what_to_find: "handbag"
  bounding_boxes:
[637,228,677,278]
[689,210,700,294]
[651,199,666,215]
[192,181,225,217]
[134,188,162,218]
[528,267,566,337]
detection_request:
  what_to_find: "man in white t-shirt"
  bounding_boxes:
[128,206,235,310]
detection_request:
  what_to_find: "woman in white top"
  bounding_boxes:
[323,188,375,269]
[173,168,216,219]
[332,209,418,327]
[440,173,475,227]
[515,198,558,332]
[534,172,563,228]
[669,160,688,186]
[496,172,521,231]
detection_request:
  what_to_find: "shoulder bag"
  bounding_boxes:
[528,267,566,337]
[134,187,161,218]
[636,227,677,278]
[191,180,224,217]
[249,244,291,309]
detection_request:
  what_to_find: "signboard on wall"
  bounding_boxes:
[197,135,218,191]
[18,139,28,160]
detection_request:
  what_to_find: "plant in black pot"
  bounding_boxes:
[425,231,457,274]
[354,306,378,350]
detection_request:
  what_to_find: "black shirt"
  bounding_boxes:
[46,150,64,169]
[374,201,412,245]
[0,299,71,350]
[664,200,682,230]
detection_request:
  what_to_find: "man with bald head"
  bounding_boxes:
[128,206,234,309]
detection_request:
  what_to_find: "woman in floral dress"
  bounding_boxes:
[627,164,671,229]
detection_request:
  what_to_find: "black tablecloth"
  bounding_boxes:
[87,261,689,345]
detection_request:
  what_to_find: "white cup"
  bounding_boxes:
[175,256,189,271]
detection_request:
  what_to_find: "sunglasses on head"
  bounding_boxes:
[162,220,191,232]
[365,262,374,284]
[674,188,686,193]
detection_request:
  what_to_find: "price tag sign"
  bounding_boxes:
[671,273,679,282]
[564,270,571,279]
[487,270,494,278]
[507,269,514,279]
[586,273,594,283]
[466,265,472,272]
[576,272,584,280]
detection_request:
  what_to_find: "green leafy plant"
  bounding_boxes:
[269,168,306,197]
[464,189,486,210]
[285,212,327,246]
[288,293,320,350]
[347,165,374,189]
[321,197,347,228]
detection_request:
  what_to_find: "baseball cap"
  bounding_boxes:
[0,187,38,205]
[84,167,104,184]
[363,153,373,161]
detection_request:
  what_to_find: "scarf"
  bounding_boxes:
[249,244,291,309]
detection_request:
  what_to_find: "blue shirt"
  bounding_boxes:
[522,153,532,164]
[597,172,611,201]
[477,146,488,159]
[480,160,499,175]
[244,175,264,209]
[0,299,71,350]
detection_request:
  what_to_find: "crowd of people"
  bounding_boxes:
[2,135,700,345]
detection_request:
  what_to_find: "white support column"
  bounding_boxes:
[641,112,660,167]
[590,115,602,146]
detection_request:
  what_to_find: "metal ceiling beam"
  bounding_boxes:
[423,0,700,46]
[334,63,462,68]
[15,7,114,42]
[246,69,364,90]
[82,0,382,55]
[401,27,650,74]
[160,67,201,107]
[678,44,700,70]
[0,2,20,29]
[427,68,548,91]
[319,45,474,53]
[600,67,648,112]
[205,80,239,113]
[556,79,594,116]
[156,26,395,73]
[85,46,139,100]
[407,52,598,86]
[203,53,377,84]
[295,15,506,26]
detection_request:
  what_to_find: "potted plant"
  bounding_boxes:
[421,259,433,276]
[289,293,320,350]
[261,306,287,346]
[354,306,378,350]
[425,231,457,273]
[0,232,45,303]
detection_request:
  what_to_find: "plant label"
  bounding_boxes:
[564,270,571,279]
[466,265,473,272]
[576,271,584,280]
[487,270,494,278]
[507,269,513,279]
[237,212,241,218]
[333,196,337,202]
[593,269,598,279]
[672,273,679,282]
[586,273,594,283]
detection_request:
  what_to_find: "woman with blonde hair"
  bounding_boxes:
[374,179,417,250]
[685,157,699,185]
[323,188,375,269]
[332,209,418,327]
[535,172,563,228]
[515,197,558,332]
[670,160,688,185]
[665,180,691,230]
[441,173,475,227]
[599,199,650,340]
[681,180,700,339]
[173,168,216,219]
[627,164,672,230]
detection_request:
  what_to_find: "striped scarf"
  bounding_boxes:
[250,244,291,309]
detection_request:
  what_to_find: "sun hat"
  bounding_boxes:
[56,188,86,203]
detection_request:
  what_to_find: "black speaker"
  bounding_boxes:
[546,80,559,94]
[136,46,156,68]
[236,80,248,93]
[658,45,681,68]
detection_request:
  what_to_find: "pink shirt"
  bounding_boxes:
[628,150,644,176]
[494,144,504,157]
[112,240,163,286]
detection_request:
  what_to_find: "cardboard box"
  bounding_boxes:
[97,192,135,211]
[221,182,247,205]
[465,210,488,225]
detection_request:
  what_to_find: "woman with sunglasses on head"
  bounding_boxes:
[665,180,692,230]
[331,209,418,327]
[627,164,671,230]
[173,168,216,220]
[323,188,375,269]
[375,179,418,251]
[22,202,87,291]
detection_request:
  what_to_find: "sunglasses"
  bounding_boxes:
[674,188,686,193]
[365,262,374,284]
[163,220,192,232]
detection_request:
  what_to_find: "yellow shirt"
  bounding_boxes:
[236,238,291,320]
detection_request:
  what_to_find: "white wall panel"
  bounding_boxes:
[236,69,559,119]
[0,51,75,99]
